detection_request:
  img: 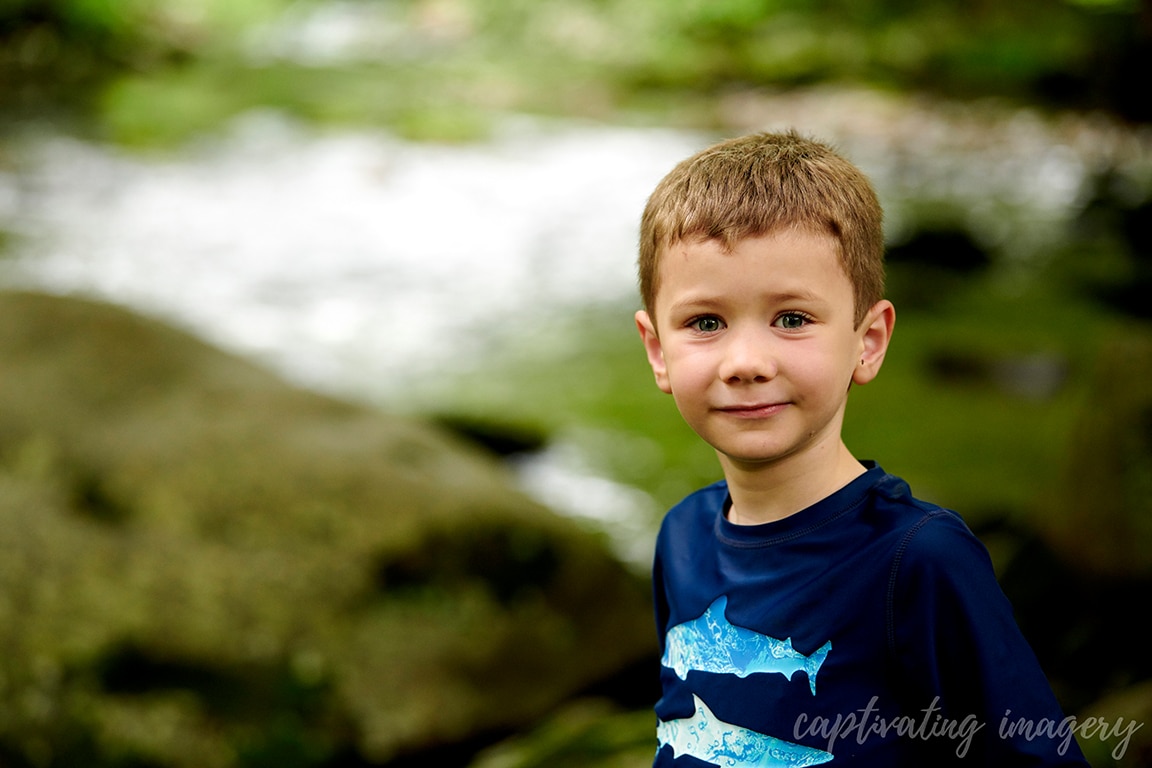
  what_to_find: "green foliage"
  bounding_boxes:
[7,0,1143,145]
[0,0,304,123]
[0,0,299,50]
[98,58,504,147]
[454,0,1127,102]
[1063,0,1139,9]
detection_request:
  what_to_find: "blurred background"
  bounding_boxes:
[1,0,1151,766]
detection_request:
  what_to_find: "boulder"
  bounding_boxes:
[0,291,655,767]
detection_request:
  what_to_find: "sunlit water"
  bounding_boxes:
[0,115,700,396]
[1,95,1149,564]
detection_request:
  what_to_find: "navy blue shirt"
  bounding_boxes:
[652,464,1088,767]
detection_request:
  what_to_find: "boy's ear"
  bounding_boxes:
[853,299,896,386]
[635,310,672,394]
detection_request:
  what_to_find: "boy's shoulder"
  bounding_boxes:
[858,471,1003,607]
[860,469,990,560]
[856,470,995,578]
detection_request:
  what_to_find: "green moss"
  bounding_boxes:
[0,291,654,767]
[470,699,655,768]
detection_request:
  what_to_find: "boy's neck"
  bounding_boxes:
[721,441,866,526]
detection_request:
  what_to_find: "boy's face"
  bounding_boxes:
[635,228,892,474]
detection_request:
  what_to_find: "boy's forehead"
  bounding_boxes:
[662,223,835,254]
[658,229,843,273]
[653,231,851,304]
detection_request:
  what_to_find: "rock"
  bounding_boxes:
[0,291,655,767]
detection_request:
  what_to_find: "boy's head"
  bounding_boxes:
[638,131,885,329]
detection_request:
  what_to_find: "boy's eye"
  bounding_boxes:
[774,312,812,330]
[689,316,724,333]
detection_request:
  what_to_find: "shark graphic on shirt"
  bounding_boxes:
[658,693,834,767]
[662,595,832,695]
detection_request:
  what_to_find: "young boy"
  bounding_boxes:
[635,131,1088,766]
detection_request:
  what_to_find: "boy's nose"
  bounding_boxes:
[718,327,778,384]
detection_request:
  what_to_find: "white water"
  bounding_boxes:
[0,114,703,400]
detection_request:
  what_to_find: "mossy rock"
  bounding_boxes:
[470,698,656,768]
[0,291,655,767]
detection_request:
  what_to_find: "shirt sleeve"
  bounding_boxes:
[887,510,1090,766]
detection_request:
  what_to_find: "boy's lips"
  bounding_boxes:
[716,402,790,418]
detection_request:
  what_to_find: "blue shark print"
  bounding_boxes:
[662,596,832,695]
[658,693,834,767]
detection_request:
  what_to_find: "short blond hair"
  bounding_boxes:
[638,131,885,328]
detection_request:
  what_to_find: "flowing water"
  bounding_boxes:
[0,114,702,398]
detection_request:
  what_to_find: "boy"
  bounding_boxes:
[635,131,1088,766]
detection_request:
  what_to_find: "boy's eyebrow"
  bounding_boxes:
[667,289,827,313]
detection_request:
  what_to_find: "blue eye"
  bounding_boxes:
[690,316,724,333]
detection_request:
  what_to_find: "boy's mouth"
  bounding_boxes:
[716,402,789,418]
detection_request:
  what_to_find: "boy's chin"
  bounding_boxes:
[712,445,796,470]
[709,434,831,472]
